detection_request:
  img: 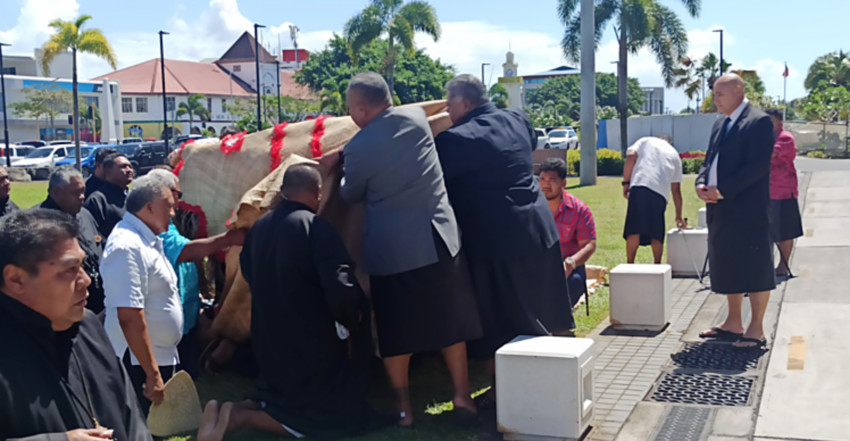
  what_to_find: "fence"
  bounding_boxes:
[785,121,850,154]
[599,113,721,153]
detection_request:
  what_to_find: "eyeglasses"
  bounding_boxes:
[171,189,183,199]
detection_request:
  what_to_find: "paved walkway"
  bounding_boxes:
[580,158,849,441]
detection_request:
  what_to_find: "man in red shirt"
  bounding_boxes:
[539,158,597,307]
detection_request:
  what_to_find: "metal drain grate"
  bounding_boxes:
[652,406,712,441]
[671,342,765,371]
[650,373,754,406]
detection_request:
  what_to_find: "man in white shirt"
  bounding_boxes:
[622,135,685,263]
[101,173,181,414]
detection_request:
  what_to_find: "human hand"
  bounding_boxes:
[317,150,341,170]
[622,184,630,199]
[676,216,686,228]
[143,372,166,406]
[696,185,720,204]
[563,260,575,275]
[66,427,114,440]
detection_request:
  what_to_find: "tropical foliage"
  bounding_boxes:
[226,96,321,132]
[343,0,440,94]
[9,85,72,141]
[804,50,850,92]
[176,94,211,131]
[525,73,644,122]
[489,83,509,109]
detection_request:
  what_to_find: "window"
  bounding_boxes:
[207,98,212,112]
[0,67,15,75]
[166,97,175,112]
[135,97,148,113]
[221,99,227,113]
[233,65,241,72]
[84,96,99,108]
[122,97,133,113]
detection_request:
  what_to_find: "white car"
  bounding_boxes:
[535,128,550,150]
[548,128,579,149]
[0,145,37,166]
[11,146,70,168]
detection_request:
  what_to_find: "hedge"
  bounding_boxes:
[566,148,624,176]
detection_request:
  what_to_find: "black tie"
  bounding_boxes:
[707,117,731,167]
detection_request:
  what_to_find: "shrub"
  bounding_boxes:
[682,157,705,174]
[567,148,624,176]
[566,149,581,175]
[806,150,828,159]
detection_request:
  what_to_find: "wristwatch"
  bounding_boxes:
[565,256,576,267]
[621,180,630,186]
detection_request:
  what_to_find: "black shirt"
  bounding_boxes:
[84,175,105,199]
[83,181,127,239]
[0,293,152,441]
[0,197,18,218]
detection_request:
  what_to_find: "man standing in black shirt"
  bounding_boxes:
[85,146,118,198]
[84,153,134,239]
[40,167,107,314]
[0,165,18,218]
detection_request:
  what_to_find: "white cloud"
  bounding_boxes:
[0,0,80,54]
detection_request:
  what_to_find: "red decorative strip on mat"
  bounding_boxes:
[178,201,208,239]
[173,159,185,176]
[310,115,328,158]
[270,121,288,171]
[220,131,247,155]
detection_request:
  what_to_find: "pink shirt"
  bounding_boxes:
[553,191,596,259]
[770,129,798,200]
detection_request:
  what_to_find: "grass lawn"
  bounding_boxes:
[11,177,704,441]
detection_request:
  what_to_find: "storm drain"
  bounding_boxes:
[671,342,766,371]
[651,406,712,441]
[650,373,754,406]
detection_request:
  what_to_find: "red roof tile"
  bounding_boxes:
[92,59,255,97]
[280,70,316,100]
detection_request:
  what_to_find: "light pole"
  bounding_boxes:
[159,31,169,150]
[713,29,724,76]
[1,42,11,167]
[254,23,265,132]
[579,0,596,185]
[275,59,281,123]
[481,63,490,86]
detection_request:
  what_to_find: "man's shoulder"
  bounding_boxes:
[104,221,145,251]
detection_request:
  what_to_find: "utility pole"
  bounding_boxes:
[580,0,597,185]
[481,63,490,86]
[0,42,11,167]
[254,23,266,132]
[713,29,724,75]
[159,31,169,150]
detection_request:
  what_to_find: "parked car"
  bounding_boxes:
[117,141,170,175]
[12,146,70,168]
[0,145,36,165]
[535,128,551,150]
[122,137,144,144]
[173,134,207,146]
[547,128,579,149]
[55,146,96,172]
[18,140,47,148]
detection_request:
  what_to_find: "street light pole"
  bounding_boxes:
[254,23,266,132]
[0,42,11,167]
[713,29,724,75]
[481,63,490,86]
[159,31,169,151]
[579,0,597,185]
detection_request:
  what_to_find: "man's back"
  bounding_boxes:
[435,103,558,260]
[629,137,683,201]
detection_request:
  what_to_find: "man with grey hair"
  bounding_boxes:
[435,74,576,407]
[0,164,18,218]
[101,173,182,414]
[335,72,482,426]
[38,166,108,313]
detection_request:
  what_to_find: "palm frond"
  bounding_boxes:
[557,0,581,26]
[343,5,384,62]
[78,29,117,69]
[390,15,416,54]
[561,14,582,62]
[39,40,65,76]
[399,1,440,40]
[679,0,701,18]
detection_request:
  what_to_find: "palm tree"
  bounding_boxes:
[559,0,700,153]
[41,14,116,170]
[320,89,346,115]
[176,94,211,132]
[343,0,440,94]
[805,50,850,92]
[489,83,509,109]
[673,57,701,110]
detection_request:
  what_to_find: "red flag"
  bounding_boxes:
[782,63,789,78]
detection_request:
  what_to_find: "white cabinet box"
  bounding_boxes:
[666,228,709,277]
[496,336,595,441]
[698,207,707,228]
[609,264,672,331]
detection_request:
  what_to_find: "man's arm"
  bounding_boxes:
[671,182,685,227]
[117,308,164,405]
[715,116,775,201]
[338,139,372,204]
[177,229,246,263]
[571,239,597,267]
[434,131,476,181]
[622,149,638,198]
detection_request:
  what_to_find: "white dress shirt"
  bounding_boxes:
[102,212,183,367]
[626,136,683,202]
[708,98,749,187]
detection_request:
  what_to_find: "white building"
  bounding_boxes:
[641,87,665,115]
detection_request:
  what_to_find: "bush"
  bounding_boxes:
[806,150,828,159]
[567,148,624,176]
[566,149,581,175]
[682,157,705,174]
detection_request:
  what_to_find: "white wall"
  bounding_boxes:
[604,113,722,152]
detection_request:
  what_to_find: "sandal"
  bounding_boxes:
[733,337,767,349]
[474,393,496,412]
[699,327,743,341]
[453,406,480,427]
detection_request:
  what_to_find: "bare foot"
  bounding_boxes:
[198,400,231,441]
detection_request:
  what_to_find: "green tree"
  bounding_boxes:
[800,86,850,122]
[702,69,775,112]
[344,0,440,94]
[77,102,101,141]
[226,96,320,132]
[296,35,454,104]
[673,56,702,110]
[489,83,509,109]
[804,50,850,92]
[176,94,211,132]
[525,73,644,121]
[320,89,346,115]
[41,14,116,169]
[9,85,72,141]
[559,0,700,153]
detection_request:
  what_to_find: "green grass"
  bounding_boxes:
[9,181,48,209]
[11,176,701,441]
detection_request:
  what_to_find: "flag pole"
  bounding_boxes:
[783,61,787,121]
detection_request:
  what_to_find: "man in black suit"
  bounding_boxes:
[696,73,776,349]
[435,74,575,403]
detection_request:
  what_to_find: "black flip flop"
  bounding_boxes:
[474,393,496,412]
[733,337,767,349]
[454,407,480,427]
[699,327,743,341]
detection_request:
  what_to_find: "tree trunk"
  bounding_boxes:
[72,48,81,170]
[618,21,629,155]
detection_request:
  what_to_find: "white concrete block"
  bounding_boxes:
[666,228,709,277]
[609,264,672,331]
[496,336,595,441]
[698,207,707,228]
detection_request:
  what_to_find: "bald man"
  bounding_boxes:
[696,74,776,349]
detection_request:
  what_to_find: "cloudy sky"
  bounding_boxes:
[2,0,847,112]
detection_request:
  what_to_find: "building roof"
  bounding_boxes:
[281,49,309,63]
[218,31,276,63]
[92,59,255,97]
[280,70,316,100]
[524,65,580,79]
